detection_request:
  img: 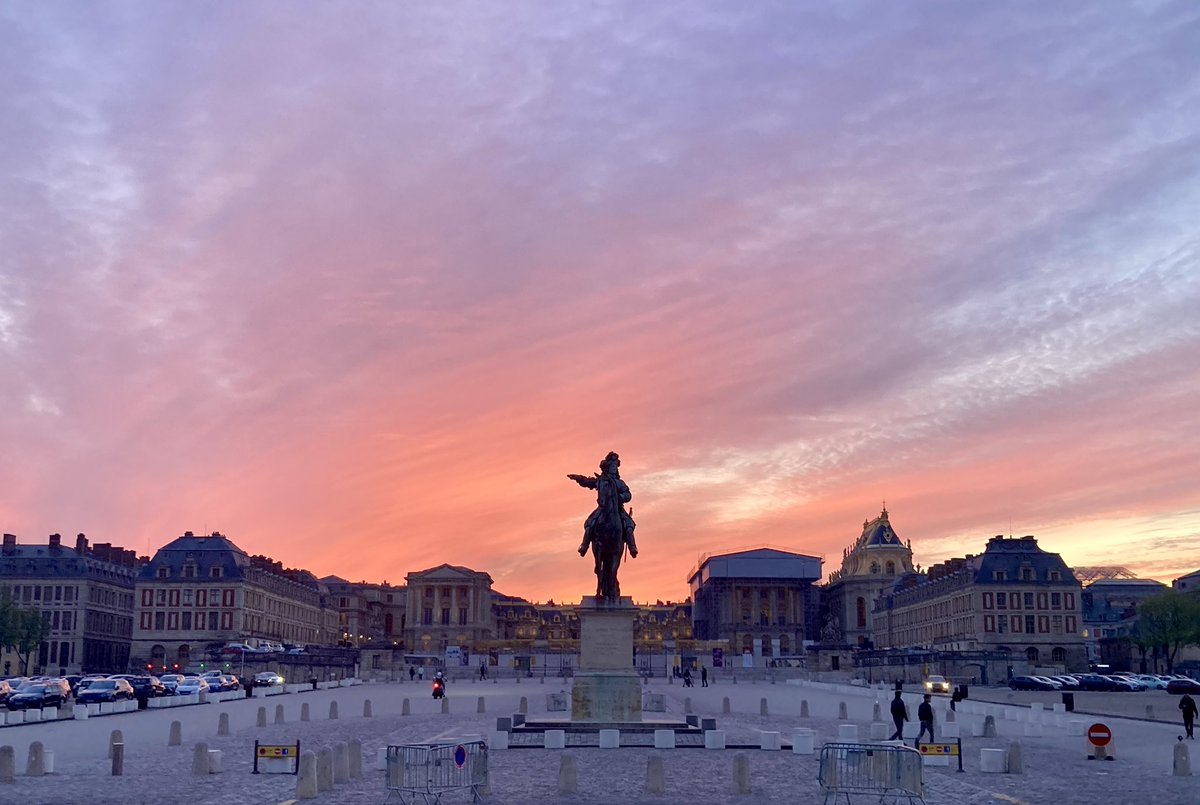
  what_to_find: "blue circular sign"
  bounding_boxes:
[454,744,467,768]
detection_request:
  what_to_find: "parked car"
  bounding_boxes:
[118,675,166,698]
[1135,675,1169,690]
[201,671,229,691]
[1110,674,1146,691]
[924,675,951,694]
[174,676,210,696]
[220,674,241,691]
[1074,674,1121,691]
[1009,675,1058,691]
[254,671,285,687]
[221,643,256,655]
[1032,676,1063,690]
[1167,678,1200,695]
[6,682,69,710]
[1050,675,1080,689]
[76,679,135,704]
[0,680,13,703]
[159,673,185,694]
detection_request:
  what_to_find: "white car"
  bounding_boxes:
[254,672,284,687]
[1032,676,1062,690]
[1136,675,1168,690]
[923,675,951,694]
[174,676,210,695]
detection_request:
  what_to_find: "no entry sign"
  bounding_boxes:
[1087,723,1112,747]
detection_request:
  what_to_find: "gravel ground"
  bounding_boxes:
[1,679,1197,804]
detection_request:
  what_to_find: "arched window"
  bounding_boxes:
[856,597,867,629]
[151,644,165,662]
[1026,647,1039,664]
[886,561,895,576]
[870,561,880,574]
[741,634,754,654]
[779,634,790,655]
[177,644,190,661]
[761,634,772,656]
[1051,647,1066,664]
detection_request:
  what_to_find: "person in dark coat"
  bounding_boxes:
[1180,693,1197,740]
[701,666,709,687]
[950,686,962,711]
[916,694,935,745]
[889,691,908,741]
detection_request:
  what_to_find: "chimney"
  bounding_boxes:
[2,533,15,555]
[76,533,89,554]
[49,533,62,551]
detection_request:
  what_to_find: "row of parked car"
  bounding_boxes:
[0,669,288,711]
[1009,672,1200,693]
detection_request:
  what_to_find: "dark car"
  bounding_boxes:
[0,680,13,703]
[1008,675,1057,691]
[1076,674,1122,691]
[76,679,135,704]
[115,675,166,698]
[1167,678,1200,694]
[6,682,69,710]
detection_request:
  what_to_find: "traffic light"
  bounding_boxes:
[145,664,152,671]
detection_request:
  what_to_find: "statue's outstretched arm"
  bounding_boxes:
[567,473,598,489]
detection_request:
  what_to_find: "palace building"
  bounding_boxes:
[822,508,915,647]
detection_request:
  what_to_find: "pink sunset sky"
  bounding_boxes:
[2,3,1198,603]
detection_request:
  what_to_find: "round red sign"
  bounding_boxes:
[1087,723,1112,747]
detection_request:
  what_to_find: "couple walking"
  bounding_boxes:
[890,690,935,745]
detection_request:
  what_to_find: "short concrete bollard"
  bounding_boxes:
[1023,722,1043,737]
[363,699,372,718]
[402,698,411,716]
[519,696,528,714]
[275,704,286,724]
[477,697,486,714]
[317,746,334,792]
[980,747,1007,773]
[110,742,124,777]
[558,753,578,794]
[646,754,665,794]
[296,750,319,799]
[869,722,888,740]
[654,729,675,749]
[705,730,726,750]
[333,742,349,783]
[791,729,815,755]
[1174,741,1191,776]
[1007,741,1023,774]
[943,722,960,738]
[722,697,731,715]
[329,701,339,720]
[0,745,14,784]
[945,708,956,723]
[732,753,751,794]
[1067,719,1084,736]
[545,730,566,750]
[684,696,692,713]
[983,715,997,738]
[348,738,363,779]
[192,742,210,776]
[26,741,45,777]
[256,706,267,727]
[837,724,859,741]
[109,729,124,759]
[600,729,620,749]
[440,697,450,714]
[169,720,183,747]
[872,702,882,721]
[74,706,89,721]
[800,700,810,718]
[760,697,769,716]
[490,731,509,750]
[1145,704,1154,720]
[207,749,223,773]
[218,712,230,736]
[838,701,848,720]
[759,731,780,751]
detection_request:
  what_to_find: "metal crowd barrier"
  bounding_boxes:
[385,741,488,804]
[818,742,925,805]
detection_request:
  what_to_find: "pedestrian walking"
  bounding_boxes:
[701,666,708,687]
[683,668,693,687]
[916,694,935,745]
[479,661,487,681]
[889,691,908,741]
[1180,693,1197,740]
[409,666,415,681]
[418,666,424,681]
[950,686,962,712]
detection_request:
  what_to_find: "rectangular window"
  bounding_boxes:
[156,589,167,605]
[52,611,60,629]
[422,608,432,625]
[62,612,72,631]
[183,589,193,606]
[1051,592,1061,609]
[1025,615,1035,633]
[210,566,222,578]
[168,612,179,630]
[54,585,62,601]
[997,616,1007,633]
[996,594,1007,610]
[140,612,152,629]
[1010,592,1020,609]
[183,565,196,578]
[1023,593,1034,609]
[169,589,180,607]
[197,589,207,607]
[459,608,468,625]
[982,592,993,609]
[1038,615,1049,633]
[1066,616,1077,634]
[1020,568,1034,581]
[1037,593,1048,610]
[441,608,451,625]
[182,611,192,630]
[154,612,165,630]
[1049,570,1061,581]
[1052,614,1063,633]
[141,588,153,607]
[64,586,74,602]
[1065,593,1075,610]
[209,611,219,630]
[993,571,1006,581]
[223,589,235,607]
[34,586,41,601]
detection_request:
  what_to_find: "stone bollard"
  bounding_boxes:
[275,704,286,724]
[301,702,311,721]
[732,752,751,794]
[684,697,692,713]
[333,742,349,783]
[1174,741,1191,777]
[110,743,124,776]
[441,697,450,714]
[722,697,731,715]
[477,697,486,714]
[983,715,997,738]
[218,712,230,736]
[946,709,956,723]
[1007,741,1023,774]
[872,702,882,721]
[26,741,45,777]
[838,701,848,720]
[646,754,665,794]
[169,720,183,747]
[0,745,14,784]
[1145,704,1154,720]
[558,753,578,794]
[363,699,373,718]
[348,738,363,779]
[402,698,411,716]
[109,729,124,759]
[192,742,210,776]
[732,675,737,685]
[256,706,267,727]
[519,696,528,714]
[296,750,319,799]
[800,700,809,718]
[317,746,334,792]
[760,697,769,716]
[541,676,545,685]
[329,701,339,720]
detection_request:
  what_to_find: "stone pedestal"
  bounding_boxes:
[571,597,642,723]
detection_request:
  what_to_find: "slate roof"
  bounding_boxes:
[971,535,1079,585]
[138,531,250,581]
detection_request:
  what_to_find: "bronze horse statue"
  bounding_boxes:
[569,451,638,603]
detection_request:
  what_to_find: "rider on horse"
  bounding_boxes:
[569,452,638,599]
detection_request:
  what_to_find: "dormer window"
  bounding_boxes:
[1020,567,1034,581]
[157,567,169,579]
[210,566,223,579]
[993,570,1007,581]
[183,564,197,579]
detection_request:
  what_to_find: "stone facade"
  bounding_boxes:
[320,576,407,648]
[403,564,495,660]
[0,532,140,675]
[872,535,1088,671]
[822,508,914,647]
